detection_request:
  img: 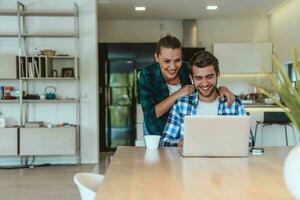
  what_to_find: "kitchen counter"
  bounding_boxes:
[243,103,287,112]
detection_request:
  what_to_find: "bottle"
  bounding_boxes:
[0,112,6,128]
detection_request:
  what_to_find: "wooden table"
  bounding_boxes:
[96,146,293,200]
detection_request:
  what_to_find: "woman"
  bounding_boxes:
[139,35,234,135]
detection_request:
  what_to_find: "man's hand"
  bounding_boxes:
[219,86,235,106]
[178,139,184,147]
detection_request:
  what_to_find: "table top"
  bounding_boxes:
[96,146,293,200]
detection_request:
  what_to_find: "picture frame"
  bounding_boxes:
[61,68,74,78]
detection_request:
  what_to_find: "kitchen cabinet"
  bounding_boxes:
[20,127,76,155]
[213,43,272,73]
[0,128,18,156]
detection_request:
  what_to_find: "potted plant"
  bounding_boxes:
[257,46,300,199]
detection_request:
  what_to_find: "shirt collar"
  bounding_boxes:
[192,91,222,107]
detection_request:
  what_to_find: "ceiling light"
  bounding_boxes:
[206,5,218,10]
[135,6,146,11]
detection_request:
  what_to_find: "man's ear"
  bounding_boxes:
[154,53,159,63]
[189,74,194,85]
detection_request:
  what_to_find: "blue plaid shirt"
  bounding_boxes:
[160,91,248,147]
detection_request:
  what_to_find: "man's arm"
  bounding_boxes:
[236,97,247,116]
[160,102,183,147]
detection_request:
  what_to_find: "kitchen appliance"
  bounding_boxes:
[45,86,56,100]
[99,43,156,151]
[105,59,135,149]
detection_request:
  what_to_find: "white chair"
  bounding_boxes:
[74,173,104,200]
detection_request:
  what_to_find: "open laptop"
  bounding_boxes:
[180,115,251,157]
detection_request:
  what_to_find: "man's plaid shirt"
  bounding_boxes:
[160,91,249,147]
[138,62,191,135]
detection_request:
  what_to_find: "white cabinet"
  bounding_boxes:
[213,43,272,73]
[0,128,18,156]
[20,127,76,155]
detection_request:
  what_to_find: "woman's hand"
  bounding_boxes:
[219,86,235,106]
[175,85,194,98]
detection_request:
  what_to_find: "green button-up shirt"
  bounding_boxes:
[138,62,191,135]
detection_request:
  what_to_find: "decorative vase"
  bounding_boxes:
[284,145,300,199]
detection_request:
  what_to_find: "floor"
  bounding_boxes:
[0,153,113,200]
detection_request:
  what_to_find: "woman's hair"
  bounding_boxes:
[155,34,182,55]
[188,50,220,74]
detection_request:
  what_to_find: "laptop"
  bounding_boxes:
[180,115,250,157]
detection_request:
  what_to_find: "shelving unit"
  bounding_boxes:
[0,2,80,165]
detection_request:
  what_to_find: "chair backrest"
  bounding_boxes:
[74,173,104,200]
[263,112,290,124]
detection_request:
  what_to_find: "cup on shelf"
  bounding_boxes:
[144,135,161,149]
[40,94,46,100]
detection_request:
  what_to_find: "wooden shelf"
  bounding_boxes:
[48,56,75,59]
[0,78,19,80]
[0,11,76,17]
[22,99,79,103]
[0,34,18,37]
[0,11,17,16]
[22,33,76,38]
[21,77,77,80]
[0,100,20,103]
[0,34,77,38]
[20,11,75,17]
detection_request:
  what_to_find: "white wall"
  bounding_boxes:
[0,0,98,164]
[98,19,183,42]
[270,0,300,62]
[78,0,98,163]
[197,18,270,52]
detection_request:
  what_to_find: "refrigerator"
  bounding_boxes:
[99,43,156,151]
[105,59,136,149]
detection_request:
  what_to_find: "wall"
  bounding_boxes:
[270,0,300,62]
[98,19,183,42]
[0,0,98,164]
[197,18,270,52]
[78,0,98,163]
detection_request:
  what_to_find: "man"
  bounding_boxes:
[138,35,235,136]
[160,50,250,147]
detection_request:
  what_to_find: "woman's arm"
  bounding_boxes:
[155,85,194,118]
[218,86,235,105]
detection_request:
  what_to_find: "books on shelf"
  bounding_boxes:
[34,60,41,78]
